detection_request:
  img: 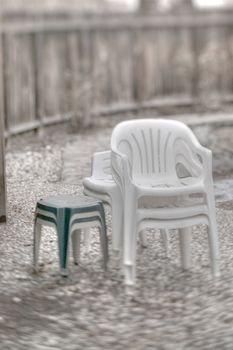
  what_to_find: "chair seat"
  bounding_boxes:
[135,176,199,188]
[136,178,204,196]
[83,177,116,191]
[138,203,208,220]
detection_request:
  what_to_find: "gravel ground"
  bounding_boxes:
[1,118,233,349]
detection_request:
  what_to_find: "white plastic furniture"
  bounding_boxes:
[111,118,219,287]
[83,151,124,256]
[33,195,108,276]
[83,151,155,257]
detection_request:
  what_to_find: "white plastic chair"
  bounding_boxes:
[83,151,156,257]
[111,118,219,287]
[83,151,124,256]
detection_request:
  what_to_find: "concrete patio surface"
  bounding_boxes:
[1,114,233,349]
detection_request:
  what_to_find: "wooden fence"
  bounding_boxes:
[1,10,233,136]
[1,10,233,221]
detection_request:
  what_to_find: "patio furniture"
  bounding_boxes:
[111,118,219,287]
[83,151,166,256]
[83,151,123,256]
[33,194,108,276]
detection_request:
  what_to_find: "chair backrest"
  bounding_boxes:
[92,151,112,179]
[111,119,202,180]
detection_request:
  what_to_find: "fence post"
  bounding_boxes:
[190,27,200,104]
[0,32,7,223]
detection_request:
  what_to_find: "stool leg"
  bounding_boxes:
[72,229,81,265]
[33,220,42,271]
[83,228,90,253]
[57,218,70,277]
[97,204,108,270]
[99,224,108,270]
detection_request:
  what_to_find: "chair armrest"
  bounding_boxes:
[190,143,213,182]
[178,135,213,185]
[111,148,132,194]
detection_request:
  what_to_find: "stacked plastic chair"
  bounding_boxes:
[33,194,108,275]
[111,119,219,287]
[83,151,123,256]
[83,151,166,257]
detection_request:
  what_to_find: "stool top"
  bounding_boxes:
[38,194,102,209]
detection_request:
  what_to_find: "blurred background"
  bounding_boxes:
[1,0,233,134]
[1,0,233,217]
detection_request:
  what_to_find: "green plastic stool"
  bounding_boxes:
[33,194,108,276]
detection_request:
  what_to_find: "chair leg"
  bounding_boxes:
[139,230,147,248]
[33,220,42,270]
[111,198,123,255]
[124,235,137,291]
[99,225,108,270]
[207,196,220,277]
[179,227,192,270]
[83,228,90,253]
[123,196,137,287]
[207,217,220,277]
[160,229,169,258]
[72,229,81,265]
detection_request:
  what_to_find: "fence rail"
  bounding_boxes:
[2,9,233,30]
[1,11,233,136]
